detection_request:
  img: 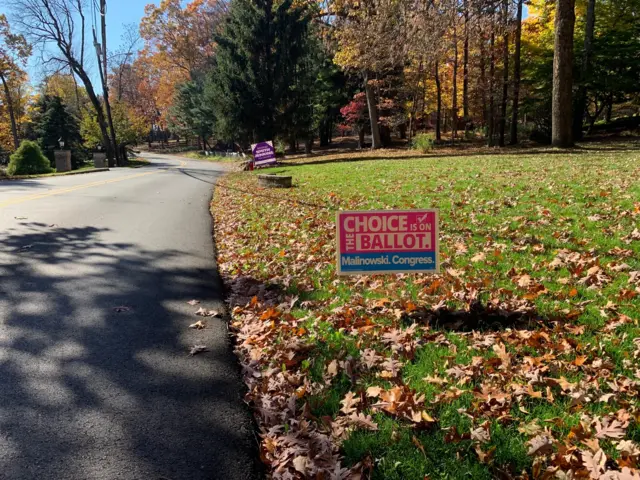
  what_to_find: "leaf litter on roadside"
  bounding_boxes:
[195,307,222,317]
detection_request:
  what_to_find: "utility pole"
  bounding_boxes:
[95,0,119,166]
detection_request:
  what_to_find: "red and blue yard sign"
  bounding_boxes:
[336,210,439,275]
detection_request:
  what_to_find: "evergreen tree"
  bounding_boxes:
[29,95,86,168]
[207,0,310,145]
[170,79,214,149]
[308,37,348,148]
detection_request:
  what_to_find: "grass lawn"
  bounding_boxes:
[184,151,243,163]
[212,141,640,479]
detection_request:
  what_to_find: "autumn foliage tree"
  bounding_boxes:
[340,92,368,148]
[0,14,31,151]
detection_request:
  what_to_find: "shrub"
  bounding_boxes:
[274,139,286,156]
[411,133,435,153]
[7,141,54,176]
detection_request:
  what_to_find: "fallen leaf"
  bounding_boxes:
[527,435,554,456]
[518,274,532,288]
[471,426,491,444]
[327,360,339,377]
[366,386,382,398]
[595,417,627,439]
[582,449,606,479]
[471,252,486,263]
[195,307,222,317]
[292,455,308,474]
[189,320,206,329]
[113,306,131,312]
[340,391,360,415]
[187,299,201,306]
[189,345,209,356]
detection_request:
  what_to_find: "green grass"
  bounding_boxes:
[184,151,243,163]
[213,140,640,478]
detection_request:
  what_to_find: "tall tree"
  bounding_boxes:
[551,0,576,147]
[208,0,310,144]
[0,14,31,150]
[488,15,496,146]
[572,0,595,139]
[334,0,409,149]
[498,0,509,146]
[31,95,85,168]
[510,0,523,144]
[170,79,214,148]
[452,23,459,143]
[434,61,442,142]
[140,0,227,76]
[462,0,470,128]
[12,0,115,162]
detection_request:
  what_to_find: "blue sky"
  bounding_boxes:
[3,0,529,86]
[107,0,150,51]
[1,0,151,85]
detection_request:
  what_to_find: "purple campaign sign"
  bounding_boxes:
[251,141,277,167]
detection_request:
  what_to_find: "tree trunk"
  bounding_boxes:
[573,0,595,140]
[364,72,382,149]
[480,34,488,129]
[552,0,576,147]
[71,61,112,162]
[510,0,523,144]
[605,97,613,122]
[435,62,442,142]
[499,0,509,147]
[452,24,459,144]
[488,24,496,147]
[358,127,365,149]
[463,0,470,127]
[0,73,20,150]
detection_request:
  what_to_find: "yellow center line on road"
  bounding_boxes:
[0,158,190,210]
[0,169,160,209]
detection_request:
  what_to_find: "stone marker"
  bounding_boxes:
[54,150,72,172]
[93,152,107,169]
[257,174,292,188]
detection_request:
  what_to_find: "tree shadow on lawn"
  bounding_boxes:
[223,269,559,335]
[280,146,597,169]
[0,223,261,480]
[408,300,556,333]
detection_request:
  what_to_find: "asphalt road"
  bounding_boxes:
[0,154,259,480]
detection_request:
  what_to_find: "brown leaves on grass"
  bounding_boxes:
[371,385,435,426]
[212,164,640,479]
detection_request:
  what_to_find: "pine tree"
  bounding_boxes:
[31,95,86,168]
[207,0,310,145]
[170,79,214,149]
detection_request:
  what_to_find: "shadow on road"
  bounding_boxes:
[0,223,260,479]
